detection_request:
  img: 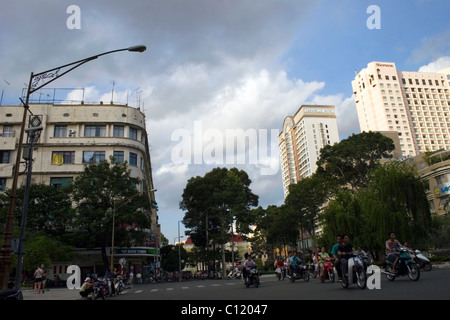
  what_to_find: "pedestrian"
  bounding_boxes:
[33,265,44,294]
[40,264,47,293]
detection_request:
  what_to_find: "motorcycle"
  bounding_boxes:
[288,261,310,283]
[244,266,260,288]
[412,249,432,271]
[228,268,241,280]
[115,276,125,295]
[340,252,367,289]
[320,257,335,283]
[382,246,420,282]
[93,278,105,300]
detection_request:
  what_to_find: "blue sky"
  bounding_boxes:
[1,0,450,243]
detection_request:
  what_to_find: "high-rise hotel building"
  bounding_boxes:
[352,61,450,156]
[279,105,339,197]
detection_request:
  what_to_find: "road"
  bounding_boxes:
[21,267,450,301]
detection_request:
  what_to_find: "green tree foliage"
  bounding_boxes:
[316,131,395,191]
[319,161,432,260]
[69,157,150,268]
[13,184,73,238]
[181,167,258,248]
[160,244,188,272]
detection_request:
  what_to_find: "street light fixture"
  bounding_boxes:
[0,45,146,290]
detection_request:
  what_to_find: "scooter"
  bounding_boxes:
[412,249,432,271]
[228,268,241,280]
[320,257,335,283]
[244,266,260,288]
[340,252,366,289]
[382,246,420,282]
[288,261,310,283]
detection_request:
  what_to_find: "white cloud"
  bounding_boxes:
[418,56,450,73]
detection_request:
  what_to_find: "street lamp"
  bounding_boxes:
[0,45,146,290]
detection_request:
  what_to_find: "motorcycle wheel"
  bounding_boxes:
[303,271,310,282]
[254,276,260,288]
[341,275,349,288]
[356,269,366,289]
[407,263,420,281]
[289,275,295,283]
[385,266,396,281]
[423,262,432,272]
[328,270,335,283]
[245,278,250,288]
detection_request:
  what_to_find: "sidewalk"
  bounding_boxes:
[21,287,82,300]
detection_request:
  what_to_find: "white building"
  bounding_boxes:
[0,102,159,273]
[352,61,450,156]
[278,105,340,197]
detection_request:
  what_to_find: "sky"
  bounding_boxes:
[1,0,450,244]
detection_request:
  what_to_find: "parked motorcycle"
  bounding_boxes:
[340,252,366,289]
[93,278,105,300]
[244,266,260,288]
[382,246,420,282]
[320,257,335,283]
[288,261,310,283]
[228,268,241,280]
[412,249,432,271]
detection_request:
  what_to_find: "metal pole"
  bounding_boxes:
[14,133,36,290]
[0,73,33,290]
[178,221,181,282]
[110,202,115,271]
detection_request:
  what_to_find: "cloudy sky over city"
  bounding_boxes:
[1,0,450,241]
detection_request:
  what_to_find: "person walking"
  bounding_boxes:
[40,264,47,293]
[33,265,44,294]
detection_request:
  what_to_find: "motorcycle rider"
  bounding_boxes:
[318,246,330,279]
[386,231,401,273]
[289,251,302,275]
[274,256,285,280]
[243,254,257,280]
[338,234,356,280]
[331,234,343,281]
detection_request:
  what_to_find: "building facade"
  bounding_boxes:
[0,102,159,275]
[352,61,450,156]
[278,105,340,197]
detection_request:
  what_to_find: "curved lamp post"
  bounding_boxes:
[0,45,146,290]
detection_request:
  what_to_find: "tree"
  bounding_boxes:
[317,131,395,191]
[69,157,150,268]
[12,184,73,238]
[319,161,432,260]
[180,167,258,271]
[284,174,327,248]
[160,244,188,272]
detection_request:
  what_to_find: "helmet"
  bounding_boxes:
[278,256,282,259]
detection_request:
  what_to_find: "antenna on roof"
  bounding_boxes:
[111,80,116,104]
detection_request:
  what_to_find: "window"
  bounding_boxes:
[409,79,413,85]
[129,127,138,140]
[415,79,420,85]
[0,178,6,191]
[129,152,138,166]
[0,151,10,163]
[113,151,124,163]
[385,75,390,80]
[84,125,106,137]
[54,125,67,137]
[402,78,406,84]
[2,125,14,137]
[51,151,75,165]
[82,151,105,164]
[50,177,73,189]
[113,125,124,137]
[392,76,397,80]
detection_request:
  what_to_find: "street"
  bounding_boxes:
[21,266,450,301]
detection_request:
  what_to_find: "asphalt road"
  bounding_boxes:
[21,266,450,301]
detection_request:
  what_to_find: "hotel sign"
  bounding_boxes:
[376,63,394,68]
[305,109,334,113]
